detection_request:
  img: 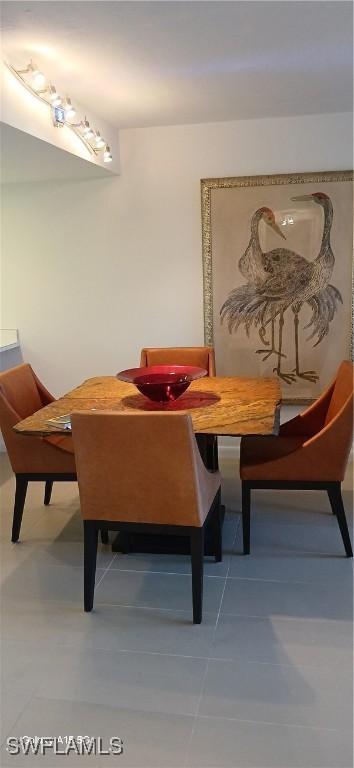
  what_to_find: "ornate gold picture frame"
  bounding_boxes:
[201,171,353,403]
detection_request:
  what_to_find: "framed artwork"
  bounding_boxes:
[201,171,353,403]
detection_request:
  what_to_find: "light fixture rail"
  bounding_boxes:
[4,60,113,163]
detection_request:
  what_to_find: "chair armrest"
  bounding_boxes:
[298,399,352,480]
[31,368,55,405]
[190,430,221,524]
[280,379,335,437]
[247,399,352,482]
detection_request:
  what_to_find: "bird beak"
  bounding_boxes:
[291,194,313,201]
[271,221,286,240]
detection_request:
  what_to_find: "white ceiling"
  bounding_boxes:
[1,123,112,182]
[1,1,352,129]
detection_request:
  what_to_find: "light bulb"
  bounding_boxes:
[63,97,76,119]
[48,84,62,106]
[31,65,46,90]
[104,146,113,163]
[17,60,45,88]
[82,119,94,139]
[94,131,105,149]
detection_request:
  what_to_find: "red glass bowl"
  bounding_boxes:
[116,365,207,403]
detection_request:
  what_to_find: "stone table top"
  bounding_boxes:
[14,376,282,438]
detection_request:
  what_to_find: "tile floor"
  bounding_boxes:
[0,452,353,767]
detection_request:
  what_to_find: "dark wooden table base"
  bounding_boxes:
[111,508,226,556]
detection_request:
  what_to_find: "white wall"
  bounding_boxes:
[2,111,352,399]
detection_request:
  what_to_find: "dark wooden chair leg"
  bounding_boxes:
[100,529,109,545]
[212,490,222,562]
[84,521,99,611]
[242,481,251,555]
[12,476,28,542]
[327,483,353,557]
[190,528,204,624]
[44,480,53,506]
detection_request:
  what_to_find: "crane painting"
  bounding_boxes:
[220,192,343,386]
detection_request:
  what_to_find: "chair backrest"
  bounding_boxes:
[0,364,73,475]
[0,364,43,421]
[140,347,216,376]
[325,360,353,425]
[0,363,48,470]
[71,411,211,526]
[317,360,354,478]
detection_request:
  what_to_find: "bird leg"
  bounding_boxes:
[292,312,319,383]
[258,325,270,346]
[256,318,286,361]
[273,311,296,385]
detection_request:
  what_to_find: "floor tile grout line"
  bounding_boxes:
[3,557,352,588]
[0,691,42,750]
[215,516,241,632]
[195,713,354,734]
[226,573,354,586]
[2,634,352,670]
[1,707,351,763]
[1,635,215,661]
[94,553,118,590]
[2,597,351,625]
[1,600,218,618]
[230,551,354,560]
[219,610,354,623]
[94,601,217,613]
[89,598,354,628]
[13,496,82,538]
[101,567,229,578]
[13,506,53,539]
[183,516,241,768]
[2,632,352,671]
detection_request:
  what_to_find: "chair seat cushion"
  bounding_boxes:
[240,435,308,481]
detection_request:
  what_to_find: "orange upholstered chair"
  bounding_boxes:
[72,410,222,623]
[140,346,216,376]
[0,364,77,542]
[240,361,353,557]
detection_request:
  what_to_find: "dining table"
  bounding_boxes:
[14,374,282,555]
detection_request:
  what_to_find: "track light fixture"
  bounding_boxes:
[4,60,113,163]
[94,131,106,149]
[104,145,113,163]
[47,84,62,107]
[17,60,46,90]
[82,118,95,139]
[63,97,75,119]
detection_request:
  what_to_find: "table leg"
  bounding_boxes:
[196,433,226,525]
